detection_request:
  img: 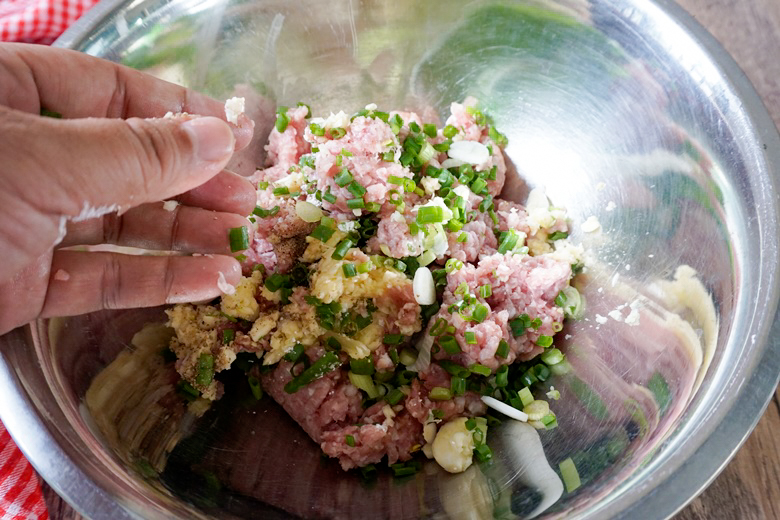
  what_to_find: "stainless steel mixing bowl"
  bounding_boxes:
[1,0,779,518]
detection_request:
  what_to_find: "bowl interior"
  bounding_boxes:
[7,0,779,518]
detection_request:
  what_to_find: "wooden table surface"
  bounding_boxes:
[43,0,780,518]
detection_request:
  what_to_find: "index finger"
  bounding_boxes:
[0,43,253,149]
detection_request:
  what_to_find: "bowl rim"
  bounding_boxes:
[2,0,778,518]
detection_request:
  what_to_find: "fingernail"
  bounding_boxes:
[182,117,235,162]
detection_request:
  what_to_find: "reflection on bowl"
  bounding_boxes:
[0,0,778,519]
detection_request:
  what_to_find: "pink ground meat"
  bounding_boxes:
[253,105,311,183]
[320,405,422,470]
[430,252,571,370]
[405,365,487,423]
[306,116,413,214]
[445,98,483,142]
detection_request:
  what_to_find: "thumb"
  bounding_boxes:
[0,107,236,219]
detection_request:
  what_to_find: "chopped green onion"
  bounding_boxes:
[222,329,235,344]
[474,443,493,462]
[331,127,346,139]
[408,121,421,133]
[331,238,354,260]
[285,352,342,393]
[387,175,405,185]
[541,348,564,365]
[559,458,581,492]
[438,335,461,355]
[496,340,509,359]
[399,349,418,366]
[464,331,477,344]
[442,125,458,138]
[357,261,372,273]
[349,371,379,398]
[418,142,436,163]
[273,186,290,196]
[429,387,452,400]
[347,181,367,197]
[533,364,551,381]
[537,335,554,348]
[365,202,381,212]
[423,123,437,138]
[253,205,280,218]
[322,190,337,204]
[498,230,519,254]
[531,317,542,329]
[469,363,491,377]
[471,304,489,323]
[389,114,403,134]
[275,107,289,132]
[347,198,365,209]
[248,376,263,400]
[451,376,466,396]
[479,284,492,299]
[446,219,464,232]
[429,318,447,337]
[384,334,403,345]
[228,226,249,252]
[310,224,335,243]
[382,151,395,162]
[309,123,325,136]
[516,387,534,407]
[326,337,342,351]
[549,231,569,241]
[345,434,356,447]
[335,169,353,187]
[284,343,305,363]
[417,206,444,224]
[465,418,477,430]
[555,291,567,307]
[495,365,509,387]
[385,388,405,405]
[439,360,470,378]
[445,258,463,273]
[457,232,468,243]
[509,314,531,337]
[342,263,358,277]
[195,353,214,386]
[470,177,488,195]
[349,357,375,375]
[418,250,436,266]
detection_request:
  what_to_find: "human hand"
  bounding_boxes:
[0,43,258,335]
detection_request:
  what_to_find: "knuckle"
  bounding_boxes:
[101,255,123,309]
[124,119,185,193]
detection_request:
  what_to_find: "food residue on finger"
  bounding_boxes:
[53,269,70,282]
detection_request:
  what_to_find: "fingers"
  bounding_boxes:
[0,107,236,218]
[0,43,253,150]
[62,203,253,254]
[40,251,242,319]
[176,170,258,215]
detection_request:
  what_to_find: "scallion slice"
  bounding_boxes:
[349,357,375,375]
[331,127,346,139]
[457,232,468,243]
[464,331,477,344]
[541,348,564,366]
[479,284,492,298]
[228,226,249,252]
[384,334,403,345]
[195,353,214,386]
[417,206,444,224]
[335,169,353,187]
[347,198,365,209]
[347,181,367,197]
[429,387,452,400]
[285,352,342,393]
[496,339,510,359]
[442,125,458,138]
[222,329,234,344]
[331,238,354,260]
[495,365,509,387]
[451,376,466,396]
[537,335,554,348]
[471,304,488,323]
[342,263,358,278]
[310,224,335,243]
[423,123,437,138]
[469,363,492,377]
[559,458,581,492]
[438,335,461,355]
[346,435,356,447]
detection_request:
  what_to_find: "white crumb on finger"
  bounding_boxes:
[53,269,70,282]
[217,272,236,295]
[224,97,246,125]
[162,200,179,212]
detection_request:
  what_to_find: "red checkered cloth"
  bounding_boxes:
[0,422,49,520]
[0,0,99,44]
[1,2,99,517]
